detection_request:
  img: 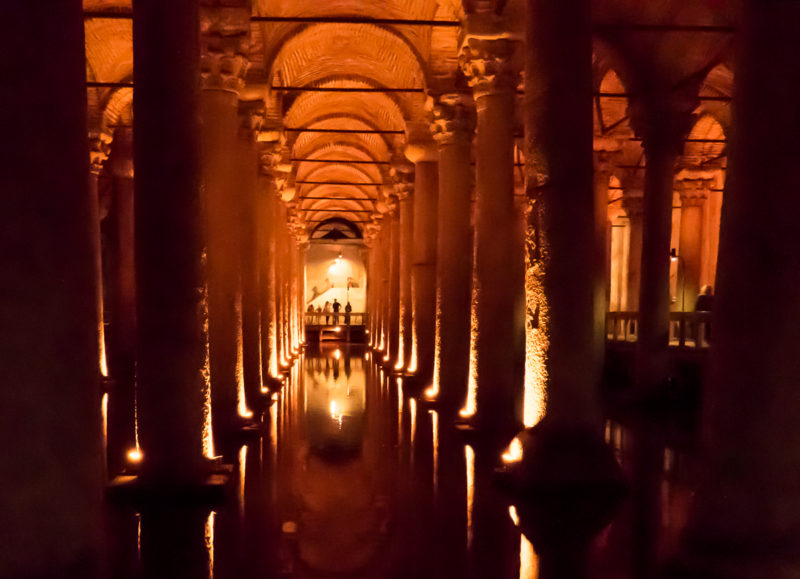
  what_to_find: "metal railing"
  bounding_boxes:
[304,311,368,327]
[606,311,712,349]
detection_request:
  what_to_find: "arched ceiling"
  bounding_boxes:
[83,0,736,238]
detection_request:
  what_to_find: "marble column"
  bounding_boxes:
[630,99,694,393]
[678,3,800,574]
[0,2,103,574]
[461,38,525,438]
[394,171,415,372]
[134,0,207,482]
[107,126,138,476]
[428,94,475,412]
[675,172,712,312]
[200,9,250,436]
[88,134,111,381]
[406,144,439,383]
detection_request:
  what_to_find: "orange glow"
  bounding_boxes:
[98,319,108,378]
[236,297,253,419]
[502,436,524,464]
[430,409,439,494]
[409,397,417,448]
[462,265,480,418]
[407,283,418,374]
[519,534,539,579]
[524,203,549,427]
[127,448,143,463]
[508,505,520,526]
[397,377,404,444]
[334,348,341,360]
[238,445,247,516]
[201,278,217,460]
[205,510,216,578]
[101,392,109,451]
[427,287,442,400]
[465,444,475,548]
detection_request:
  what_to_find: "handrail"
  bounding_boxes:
[304,311,368,326]
[606,311,712,348]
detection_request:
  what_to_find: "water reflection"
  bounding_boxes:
[104,348,698,579]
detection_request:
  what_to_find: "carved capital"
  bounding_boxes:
[88,131,112,176]
[459,37,519,99]
[257,140,284,176]
[200,5,250,93]
[431,93,476,145]
[629,94,699,156]
[676,170,714,207]
[622,193,644,218]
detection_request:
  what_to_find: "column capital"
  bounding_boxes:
[593,140,624,178]
[238,99,266,139]
[257,140,283,177]
[430,92,476,146]
[391,163,415,201]
[459,36,519,99]
[676,169,714,207]
[629,94,699,156]
[88,131,112,176]
[622,192,645,217]
[200,4,250,93]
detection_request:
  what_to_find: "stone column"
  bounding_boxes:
[237,107,263,411]
[622,193,644,311]
[406,143,439,383]
[88,134,111,380]
[200,5,250,437]
[524,0,603,430]
[385,200,401,367]
[0,3,103,574]
[461,38,525,438]
[256,144,281,385]
[630,99,694,393]
[428,94,475,411]
[594,140,623,313]
[107,126,138,476]
[678,3,800,574]
[675,172,712,312]
[134,0,207,482]
[394,169,415,372]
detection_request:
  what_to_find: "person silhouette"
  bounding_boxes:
[332,299,341,324]
[323,301,331,325]
[344,301,352,325]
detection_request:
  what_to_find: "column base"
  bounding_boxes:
[107,458,233,504]
[495,420,626,545]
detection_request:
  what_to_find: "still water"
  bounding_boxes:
[106,344,696,578]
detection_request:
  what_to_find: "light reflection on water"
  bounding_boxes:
[105,348,695,579]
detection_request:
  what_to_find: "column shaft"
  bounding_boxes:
[470,62,525,436]
[134,0,207,481]
[430,96,474,411]
[202,89,244,436]
[681,3,800,574]
[411,160,438,380]
[0,2,103,574]
[525,0,601,427]
[398,193,414,370]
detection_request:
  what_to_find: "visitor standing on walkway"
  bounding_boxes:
[332,299,341,324]
[323,301,331,325]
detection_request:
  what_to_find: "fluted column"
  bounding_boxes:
[428,94,475,412]
[406,142,439,382]
[461,38,525,438]
[134,0,208,482]
[200,5,250,436]
[678,2,800,575]
[0,2,103,574]
[106,126,137,476]
[675,172,712,312]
